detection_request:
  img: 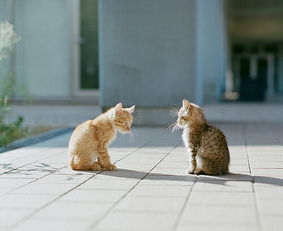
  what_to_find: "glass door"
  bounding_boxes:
[231,45,277,101]
[80,0,99,90]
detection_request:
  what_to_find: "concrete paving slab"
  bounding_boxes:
[0,119,283,230]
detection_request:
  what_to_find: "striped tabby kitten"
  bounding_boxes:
[172,99,230,175]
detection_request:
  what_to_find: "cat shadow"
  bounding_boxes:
[99,168,283,187]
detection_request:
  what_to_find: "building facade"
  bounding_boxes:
[0,0,98,104]
[0,0,283,124]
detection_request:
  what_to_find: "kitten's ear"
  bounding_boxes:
[126,105,135,113]
[115,103,123,113]
[182,99,191,109]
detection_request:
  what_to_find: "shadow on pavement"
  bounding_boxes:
[99,168,283,187]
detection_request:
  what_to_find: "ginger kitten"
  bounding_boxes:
[68,103,135,171]
[171,99,230,175]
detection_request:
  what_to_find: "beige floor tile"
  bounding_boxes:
[96,211,178,231]
[114,196,186,212]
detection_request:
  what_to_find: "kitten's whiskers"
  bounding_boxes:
[170,104,181,117]
[128,129,135,143]
[168,122,179,133]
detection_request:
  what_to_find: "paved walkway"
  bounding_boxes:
[0,121,283,231]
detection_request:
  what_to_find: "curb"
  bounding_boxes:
[0,127,73,154]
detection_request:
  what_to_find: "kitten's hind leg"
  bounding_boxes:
[69,155,102,171]
[200,159,222,175]
[70,161,101,171]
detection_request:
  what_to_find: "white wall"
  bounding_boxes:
[0,0,14,83]
[0,0,12,21]
[14,0,75,99]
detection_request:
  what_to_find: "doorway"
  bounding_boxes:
[79,0,99,91]
[231,45,276,101]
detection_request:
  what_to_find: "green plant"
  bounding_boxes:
[0,76,13,119]
[0,21,25,147]
[0,76,27,147]
[0,116,26,146]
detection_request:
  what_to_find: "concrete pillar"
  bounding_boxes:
[99,0,196,104]
[278,44,283,93]
[266,54,275,96]
[195,0,228,104]
[99,0,228,125]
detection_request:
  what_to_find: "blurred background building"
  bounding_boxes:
[0,0,283,124]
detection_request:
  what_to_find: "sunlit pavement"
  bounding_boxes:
[0,121,283,231]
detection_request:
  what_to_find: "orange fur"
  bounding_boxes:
[68,103,135,171]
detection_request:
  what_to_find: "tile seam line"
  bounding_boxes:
[243,124,262,231]
[112,128,171,165]
[9,170,101,230]
[87,143,180,230]
[172,172,197,230]
[9,129,168,229]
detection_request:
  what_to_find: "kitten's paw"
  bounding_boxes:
[193,168,203,175]
[97,163,106,170]
[91,163,102,171]
[105,164,116,171]
[187,168,195,174]
[99,166,106,170]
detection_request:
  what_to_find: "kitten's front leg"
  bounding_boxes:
[97,146,116,171]
[188,149,197,174]
[97,156,106,170]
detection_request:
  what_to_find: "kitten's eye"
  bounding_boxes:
[180,116,186,120]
